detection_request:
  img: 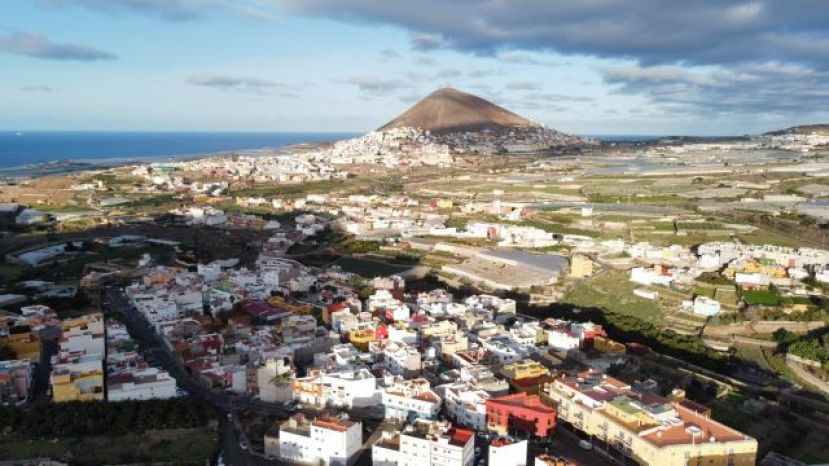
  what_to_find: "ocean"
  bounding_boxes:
[0,131,357,169]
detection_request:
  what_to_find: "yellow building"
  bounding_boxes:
[51,313,105,402]
[51,364,105,402]
[419,320,458,340]
[544,370,757,466]
[499,359,550,381]
[347,328,376,352]
[267,296,312,315]
[0,328,41,360]
[570,255,595,278]
[593,336,626,354]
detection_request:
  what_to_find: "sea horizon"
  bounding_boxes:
[0,130,741,173]
[0,131,359,170]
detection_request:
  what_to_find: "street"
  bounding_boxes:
[104,286,383,466]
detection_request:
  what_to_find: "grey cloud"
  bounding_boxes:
[345,76,413,93]
[410,33,445,51]
[601,62,829,118]
[268,1,828,67]
[436,68,462,78]
[187,74,282,94]
[413,56,436,66]
[505,81,541,91]
[0,32,116,61]
[498,52,559,67]
[40,0,272,21]
[526,92,594,103]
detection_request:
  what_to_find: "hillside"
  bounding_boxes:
[379,87,534,134]
[764,124,829,136]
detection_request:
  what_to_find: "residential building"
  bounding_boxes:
[437,382,488,431]
[107,368,177,401]
[267,414,362,466]
[51,313,105,402]
[292,368,379,408]
[544,370,758,466]
[486,392,557,437]
[257,356,295,402]
[382,377,441,421]
[0,359,32,404]
[489,438,528,466]
[0,326,41,360]
[374,419,475,466]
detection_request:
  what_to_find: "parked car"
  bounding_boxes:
[578,440,593,450]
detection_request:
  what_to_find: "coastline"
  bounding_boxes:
[0,133,350,179]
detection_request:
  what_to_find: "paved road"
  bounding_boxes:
[104,287,278,465]
[103,286,384,466]
[31,325,60,404]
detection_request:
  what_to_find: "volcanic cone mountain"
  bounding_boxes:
[379,87,534,135]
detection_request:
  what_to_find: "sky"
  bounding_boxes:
[1,0,828,136]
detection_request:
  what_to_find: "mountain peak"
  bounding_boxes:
[379,87,534,135]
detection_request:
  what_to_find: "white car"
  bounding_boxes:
[578,440,593,450]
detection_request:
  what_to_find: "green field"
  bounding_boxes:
[332,256,412,277]
[742,289,783,306]
[563,270,664,323]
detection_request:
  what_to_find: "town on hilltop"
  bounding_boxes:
[2,88,829,466]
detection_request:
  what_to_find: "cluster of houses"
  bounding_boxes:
[627,240,829,316]
[102,230,760,466]
[127,153,349,194]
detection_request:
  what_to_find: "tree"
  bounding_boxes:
[0,344,17,361]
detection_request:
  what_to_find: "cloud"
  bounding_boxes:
[505,81,541,91]
[268,1,829,67]
[498,52,559,67]
[410,33,445,51]
[40,0,273,21]
[0,32,116,61]
[435,68,462,79]
[20,85,53,92]
[345,76,413,94]
[413,56,436,66]
[601,62,829,118]
[186,74,283,94]
[526,92,594,103]
[268,0,829,120]
[380,49,400,59]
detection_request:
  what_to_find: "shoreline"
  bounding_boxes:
[0,138,344,179]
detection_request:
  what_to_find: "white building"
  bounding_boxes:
[489,439,528,466]
[692,296,722,316]
[382,377,441,421]
[257,356,295,402]
[269,415,362,466]
[384,342,422,376]
[107,368,177,401]
[441,383,490,431]
[373,419,475,466]
[292,368,379,408]
[546,328,580,351]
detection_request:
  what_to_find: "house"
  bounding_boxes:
[267,414,362,466]
[373,419,475,466]
[382,377,441,421]
[489,438,528,466]
[485,393,556,437]
[544,370,758,466]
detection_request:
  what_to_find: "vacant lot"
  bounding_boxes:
[331,256,412,277]
[0,429,218,465]
[563,270,664,323]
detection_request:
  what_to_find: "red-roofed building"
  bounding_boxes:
[486,392,556,437]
